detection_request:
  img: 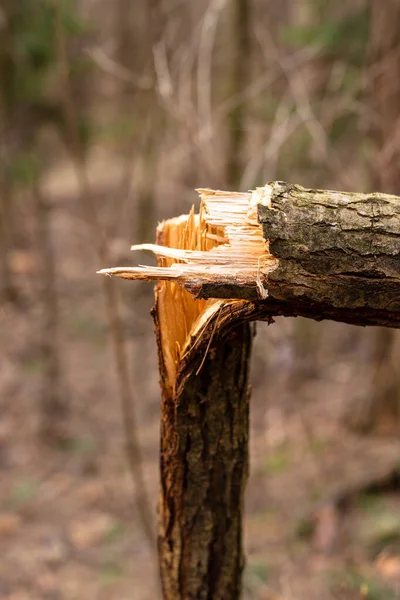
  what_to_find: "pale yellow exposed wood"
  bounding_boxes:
[99,186,276,390]
[98,186,276,297]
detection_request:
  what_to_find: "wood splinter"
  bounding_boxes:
[99,181,400,599]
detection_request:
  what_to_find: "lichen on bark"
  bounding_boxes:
[259,181,400,313]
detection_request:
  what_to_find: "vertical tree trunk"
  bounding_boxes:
[348,0,400,434]
[371,0,400,194]
[145,205,257,599]
[0,174,17,303]
[34,183,67,443]
[0,15,18,304]
[157,312,253,600]
[226,0,251,188]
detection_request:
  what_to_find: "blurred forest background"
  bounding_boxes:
[1,0,400,598]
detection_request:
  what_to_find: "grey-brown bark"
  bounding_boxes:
[156,306,253,600]
[192,182,400,328]
[259,182,400,309]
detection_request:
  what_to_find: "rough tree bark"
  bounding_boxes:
[156,307,253,600]
[257,182,400,320]
[356,0,400,434]
[100,181,400,599]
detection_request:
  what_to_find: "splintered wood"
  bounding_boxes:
[99,187,277,389]
[98,187,277,295]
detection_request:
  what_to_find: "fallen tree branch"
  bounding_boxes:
[99,181,400,599]
[100,181,400,327]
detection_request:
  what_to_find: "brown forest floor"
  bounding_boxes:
[1,154,400,600]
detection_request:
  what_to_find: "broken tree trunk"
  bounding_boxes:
[99,181,400,599]
[101,181,400,327]
[148,209,264,599]
[155,305,254,599]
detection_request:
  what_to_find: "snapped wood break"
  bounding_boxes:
[99,187,278,390]
[99,180,400,390]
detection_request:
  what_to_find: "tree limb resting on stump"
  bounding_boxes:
[99,182,400,600]
[100,181,400,328]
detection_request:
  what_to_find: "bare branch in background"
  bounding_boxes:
[197,0,227,140]
[85,46,153,89]
[33,181,68,444]
[256,27,355,189]
[152,28,221,184]
[240,93,300,189]
[164,44,320,175]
